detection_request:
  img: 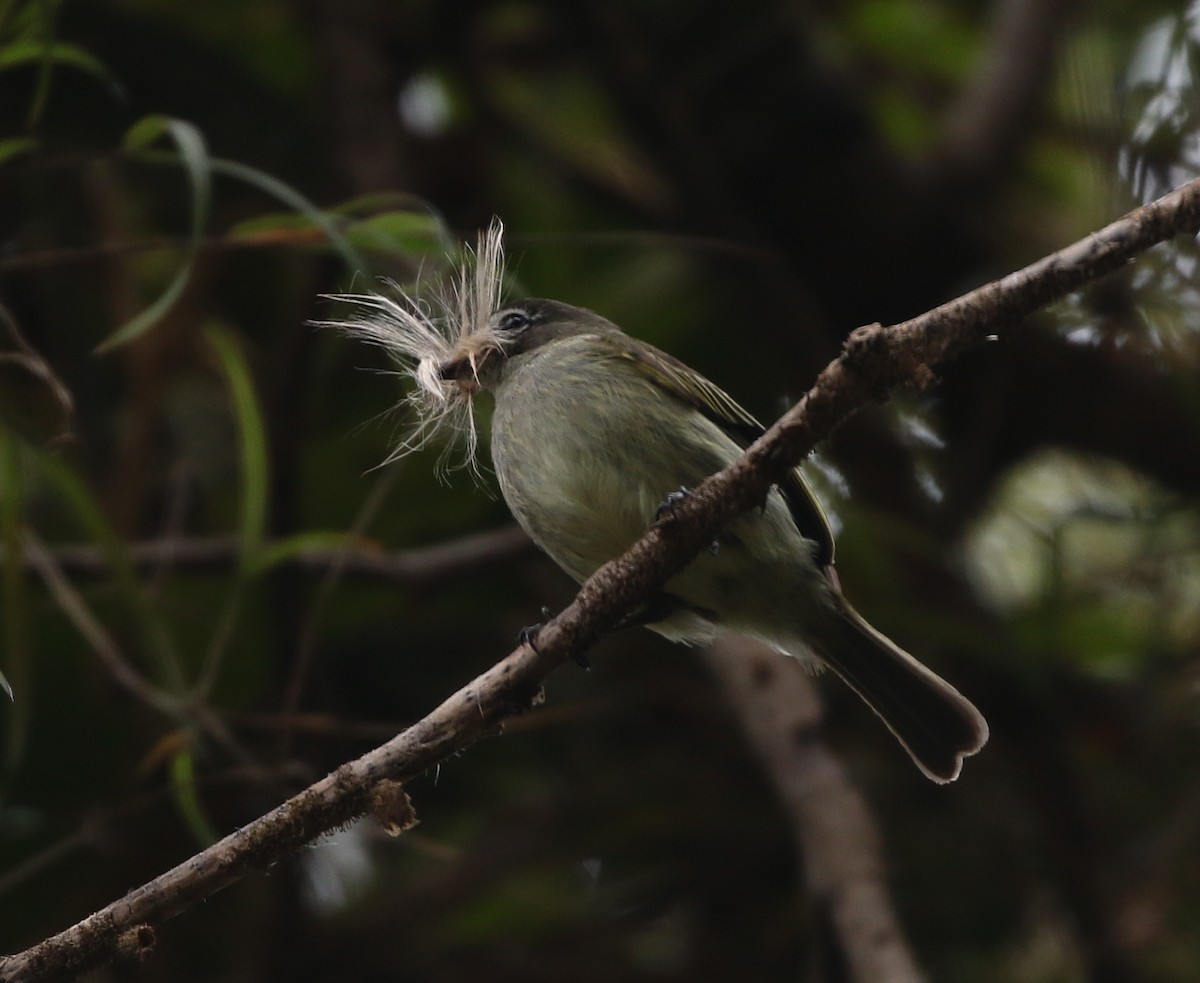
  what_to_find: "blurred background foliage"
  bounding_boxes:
[2,0,1200,979]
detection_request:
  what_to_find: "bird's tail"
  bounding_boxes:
[810,598,988,783]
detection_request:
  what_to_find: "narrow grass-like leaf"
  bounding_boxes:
[255,530,358,572]
[0,37,121,125]
[206,327,269,572]
[226,211,324,243]
[330,190,441,219]
[169,746,218,846]
[190,328,269,699]
[208,156,368,275]
[345,210,451,258]
[0,39,114,78]
[102,142,371,323]
[228,204,451,274]
[96,116,211,353]
[0,136,36,165]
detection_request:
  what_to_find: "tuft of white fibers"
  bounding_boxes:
[319,218,507,476]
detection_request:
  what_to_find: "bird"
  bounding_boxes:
[432,296,988,783]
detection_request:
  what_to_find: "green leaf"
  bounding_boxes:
[345,210,451,258]
[187,327,271,699]
[0,36,122,127]
[102,136,373,339]
[95,117,212,353]
[170,747,218,846]
[332,193,455,246]
[208,156,368,275]
[226,210,322,240]
[329,191,436,218]
[255,530,358,572]
[0,136,36,165]
[0,39,114,79]
[206,327,269,573]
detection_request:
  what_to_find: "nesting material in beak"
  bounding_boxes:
[318,218,507,474]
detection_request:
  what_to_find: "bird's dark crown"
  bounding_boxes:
[487,298,623,355]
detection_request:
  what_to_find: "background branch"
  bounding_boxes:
[704,637,925,983]
[931,0,1078,191]
[0,526,535,585]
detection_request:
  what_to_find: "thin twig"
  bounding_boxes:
[21,532,178,718]
[0,526,535,584]
[23,531,273,778]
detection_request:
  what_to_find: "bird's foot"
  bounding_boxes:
[517,606,552,650]
[654,486,720,554]
[518,608,591,669]
[654,486,691,522]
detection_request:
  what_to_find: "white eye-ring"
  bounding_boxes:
[497,309,531,333]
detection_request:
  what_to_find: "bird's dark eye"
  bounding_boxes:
[497,310,531,333]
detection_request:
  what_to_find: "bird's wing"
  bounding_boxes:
[618,340,836,568]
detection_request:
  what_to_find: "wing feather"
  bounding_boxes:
[617,342,836,568]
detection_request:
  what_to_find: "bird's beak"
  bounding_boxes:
[438,352,480,394]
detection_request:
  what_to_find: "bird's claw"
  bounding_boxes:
[519,607,591,669]
[655,486,720,554]
[655,487,691,522]
[517,606,554,650]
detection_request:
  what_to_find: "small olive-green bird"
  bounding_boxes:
[438,298,987,782]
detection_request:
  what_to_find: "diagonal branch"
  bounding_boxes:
[4,177,1200,983]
